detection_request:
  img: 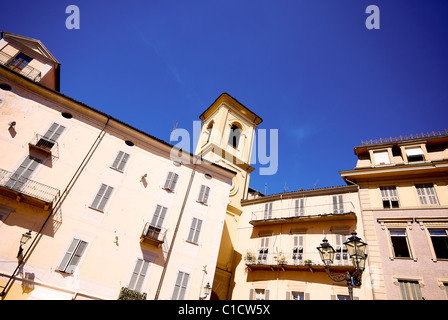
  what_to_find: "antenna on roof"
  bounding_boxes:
[264,183,267,195]
[313,179,319,190]
[170,121,179,142]
[284,182,288,193]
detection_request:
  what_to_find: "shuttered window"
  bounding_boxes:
[128,258,150,292]
[6,156,42,191]
[258,237,269,263]
[163,172,179,191]
[187,218,203,244]
[264,203,273,219]
[58,238,88,274]
[43,122,66,142]
[198,185,210,204]
[91,183,114,211]
[295,199,305,216]
[249,289,269,300]
[172,271,190,300]
[380,186,399,208]
[292,235,303,263]
[332,195,344,213]
[111,151,130,172]
[415,184,439,205]
[398,280,422,300]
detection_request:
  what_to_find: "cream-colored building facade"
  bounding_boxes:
[230,185,375,300]
[0,32,236,300]
[340,133,448,300]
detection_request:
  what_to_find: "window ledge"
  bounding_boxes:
[88,206,104,213]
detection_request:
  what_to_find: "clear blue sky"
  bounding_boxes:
[1,1,447,195]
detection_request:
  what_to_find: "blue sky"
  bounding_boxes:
[1,1,447,195]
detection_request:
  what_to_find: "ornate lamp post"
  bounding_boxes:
[317,232,367,300]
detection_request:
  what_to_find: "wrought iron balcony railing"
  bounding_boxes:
[140,222,167,247]
[244,251,353,272]
[250,201,355,225]
[0,51,42,82]
[0,168,60,209]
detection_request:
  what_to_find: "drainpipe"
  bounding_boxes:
[154,155,198,300]
[0,116,111,298]
[344,177,376,300]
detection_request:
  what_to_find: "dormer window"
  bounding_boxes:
[372,150,390,165]
[405,147,425,163]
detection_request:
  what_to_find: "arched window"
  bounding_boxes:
[206,121,214,143]
[228,124,241,149]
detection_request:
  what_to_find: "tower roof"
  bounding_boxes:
[199,92,263,126]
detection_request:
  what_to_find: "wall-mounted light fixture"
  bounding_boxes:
[200,282,212,300]
[8,121,16,129]
[17,230,32,258]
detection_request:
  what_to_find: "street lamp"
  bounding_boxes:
[316,232,367,300]
[200,282,212,300]
[17,230,32,258]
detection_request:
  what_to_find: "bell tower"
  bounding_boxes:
[195,92,262,202]
[195,93,262,300]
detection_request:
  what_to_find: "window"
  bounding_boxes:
[197,185,210,204]
[206,122,213,143]
[250,289,269,300]
[145,205,167,239]
[290,291,305,300]
[6,156,42,191]
[228,124,241,149]
[373,150,390,165]
[58,238,88,274]
[295,199,305,216]
[292,236,303,263]
[380,186,399,208]
[398,280,422,300]
[337,295,351,300]
[416,184,439,205]
[111,151,130,172]
[163,172,179,192]
[172,271,190,300]
[390,229,411,258]
[187,218,203,244]
[332,195,344,213]
[128,258,150,292]
[90,184,114,211]
[429,229,448,259]
[258,237,269,263]
[405,147,425,162]
[36,122,66,151]
[7,52,32,72]
[335,234,349,264]
[264,202,273,219]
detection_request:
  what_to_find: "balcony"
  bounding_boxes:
[140,222,167,247]
[244,251,354,272]
[28,133,59,159]
[0,168,60,210]
[0,51,41,82]
[249,202,356,226]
